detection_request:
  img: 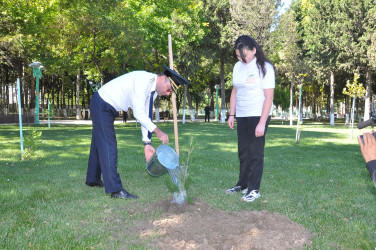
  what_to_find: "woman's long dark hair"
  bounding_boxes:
[234,35,275,78]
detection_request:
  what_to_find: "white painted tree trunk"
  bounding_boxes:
[190,109,195,122]
[364,69,371,121]
[221,109,226,123]
[155,108,160,122]
[289,73,294,126]
[330,70,335,125]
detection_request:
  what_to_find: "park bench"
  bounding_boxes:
[160,111,170,121]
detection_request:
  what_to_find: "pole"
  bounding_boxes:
[168,34,179,155]
[35,74,40,124]
[17,78,24,160]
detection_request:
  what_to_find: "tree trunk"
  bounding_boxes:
[86,80,91,109]
[220,58,226,123]
[210,92,215,120]
[345,95,349,125]
[187,89,195,121]
[41,77,45,117]
[23,66,29,112]
[330,70,335,125]
[76,69,82,120]
[18,66,24,114]
[364,68,371,120]
[62,73,65,108]
[311,81,316,120]
[0,66,2,110]
[62,73,68,118]
[5,67,9,114]
[195,94,200,117]
[56,78,60,110]
[30,69,35,111]
[52,75,55,105]
[289,73,294,126]
[155,96,160,122]
[182,85,187,124]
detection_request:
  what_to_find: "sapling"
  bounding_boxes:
[165,136,194,205]
[23,128,42,159]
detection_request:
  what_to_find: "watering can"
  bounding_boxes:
[146,144,179,177]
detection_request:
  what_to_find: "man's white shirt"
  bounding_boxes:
[98,71,158,142]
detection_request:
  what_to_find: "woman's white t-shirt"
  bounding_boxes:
[232,58,275,117]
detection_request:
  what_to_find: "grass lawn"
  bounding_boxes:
[0,120,375,248]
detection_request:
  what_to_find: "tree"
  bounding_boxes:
[1,0,376,122]
[227,0,282,125]
[273,6,304,126]
[274,85,290,121]
[228,0,282,50]
[343,73,366,138]
[332,0,376,121]
[198,0,233,123]
[302,0,344,125]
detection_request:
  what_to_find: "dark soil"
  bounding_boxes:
[115,198,312,249]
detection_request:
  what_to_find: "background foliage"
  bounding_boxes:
[1,0,376,121]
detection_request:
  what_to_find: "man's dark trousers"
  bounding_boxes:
[205,112,210,122]
[86,92,123,193]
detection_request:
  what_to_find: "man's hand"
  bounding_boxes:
[153,127,169,144]
[358,131,376,163]
[144,145,155,162]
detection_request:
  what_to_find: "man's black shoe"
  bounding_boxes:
[85,180,104,188]
[372,171,376,188]
[111,189,139,199]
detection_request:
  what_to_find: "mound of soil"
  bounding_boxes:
[121,199,312,249]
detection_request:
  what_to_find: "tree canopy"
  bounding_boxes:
[1,0,376,122]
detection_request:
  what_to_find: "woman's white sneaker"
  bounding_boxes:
[241,190,260,202]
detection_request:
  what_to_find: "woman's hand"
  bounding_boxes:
[228,116,235,129]
[255,122,266,137]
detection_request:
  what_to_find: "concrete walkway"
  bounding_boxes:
[38,118,195,125]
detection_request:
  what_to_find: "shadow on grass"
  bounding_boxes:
[1,121,374,249]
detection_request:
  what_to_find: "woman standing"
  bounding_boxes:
[226,35,275,202]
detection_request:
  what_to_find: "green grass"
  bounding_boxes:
[1,120,375,248]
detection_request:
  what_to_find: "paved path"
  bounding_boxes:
[38,118,197,125]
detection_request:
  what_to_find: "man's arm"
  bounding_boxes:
[143,127,169,162]
[132,75,157,139]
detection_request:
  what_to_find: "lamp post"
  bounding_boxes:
[29,62,44,125]
[215,84,220,121]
